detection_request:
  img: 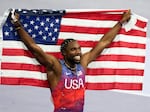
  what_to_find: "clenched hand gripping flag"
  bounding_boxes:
[0,9,148,90]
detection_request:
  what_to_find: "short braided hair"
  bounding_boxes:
[60,38,75,55]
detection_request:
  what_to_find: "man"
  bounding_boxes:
[11,9,131,112]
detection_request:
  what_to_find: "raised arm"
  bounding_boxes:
[81,10,131,68]
[11,13,59,69]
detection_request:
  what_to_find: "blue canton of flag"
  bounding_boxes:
[2,9,65,45]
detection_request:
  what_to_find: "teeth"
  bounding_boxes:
[74,56,80,60]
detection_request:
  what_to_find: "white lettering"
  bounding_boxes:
[72,79,78,89]
[65,79,72,89]
[79,78,84,88]
[64,78,84,89]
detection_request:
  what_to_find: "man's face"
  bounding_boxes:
[64,41,81,64]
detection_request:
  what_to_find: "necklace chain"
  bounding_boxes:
[64,62,76,71]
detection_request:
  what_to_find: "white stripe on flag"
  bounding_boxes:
[86,75,143,83]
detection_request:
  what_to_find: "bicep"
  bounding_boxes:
[86,42,107,62]
[81,45,104,68]
[81,52,93,69]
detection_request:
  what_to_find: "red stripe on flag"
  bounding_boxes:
[2,48,34,57]
[2,48,63,59]
[96,55,145,62]
[136,19,147,28]
[63,13,122,21]
[60,25,146,37]
[1,77,49,88]
[1,62,46,72]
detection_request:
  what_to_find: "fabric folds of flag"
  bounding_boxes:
[0,9,148,90]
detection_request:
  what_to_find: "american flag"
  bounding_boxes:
[0,9,148,90]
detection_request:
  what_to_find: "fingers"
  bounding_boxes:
[127,9,131,14]
[10,9,19,23]
[124,10,130,21]
[120,9,131,24]
[127,9,131,21]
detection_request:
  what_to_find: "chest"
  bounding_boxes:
[62,68,85,90]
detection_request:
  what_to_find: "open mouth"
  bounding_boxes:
[73,56,81,61]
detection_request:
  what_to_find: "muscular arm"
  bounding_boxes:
[15,22,54,66]
[11,16,62,77]
[81,10,131,69]
[11,13,62,89]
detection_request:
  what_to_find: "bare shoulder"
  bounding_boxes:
[46,54,61,67]
[46,54,62,74]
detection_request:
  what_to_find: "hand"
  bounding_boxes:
[10,10,21,29]
[10,9,20,24]
[120,9,131,24]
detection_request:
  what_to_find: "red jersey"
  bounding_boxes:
[51,60,85,112]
